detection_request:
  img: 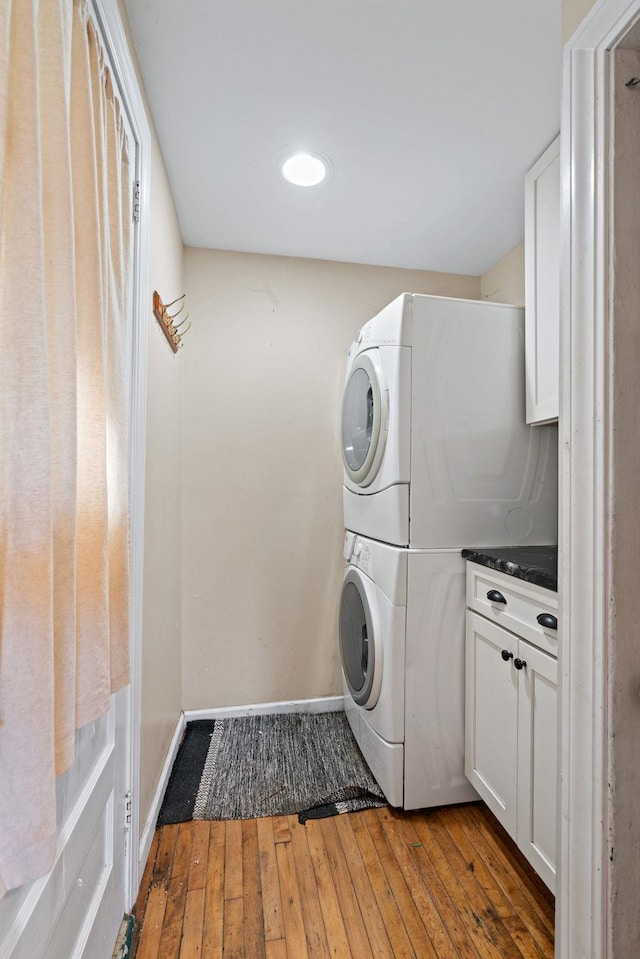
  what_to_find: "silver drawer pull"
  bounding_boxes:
[487,589,507,604]
[537,612,557,630]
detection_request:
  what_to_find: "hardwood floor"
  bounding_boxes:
[132,803,554,959]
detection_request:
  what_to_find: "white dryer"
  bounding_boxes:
[342,293,558,548]
[339,531,478,810]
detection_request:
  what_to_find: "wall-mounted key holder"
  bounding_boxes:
[153,291,192,352]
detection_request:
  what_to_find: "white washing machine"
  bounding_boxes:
[342,293,558,547]
[339,531,478,809]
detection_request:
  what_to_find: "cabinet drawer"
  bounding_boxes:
[466,562,558,657]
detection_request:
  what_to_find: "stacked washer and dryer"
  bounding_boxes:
[338,293,558,809]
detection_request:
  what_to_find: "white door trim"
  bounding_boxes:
[91,0,151,908]
[561,1,640,955]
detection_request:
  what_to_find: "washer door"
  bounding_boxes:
[339,568,382,709]
[341,351,388,486]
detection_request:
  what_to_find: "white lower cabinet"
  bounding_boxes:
[465,568,558,892]
[466,614,519,834]
[516,634,558,890]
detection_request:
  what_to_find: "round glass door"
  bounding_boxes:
[341,352,387,486]
[339,570,377,707]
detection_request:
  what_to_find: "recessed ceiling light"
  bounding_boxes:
[281,152,328,187]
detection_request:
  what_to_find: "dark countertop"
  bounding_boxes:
[461,546,558,592]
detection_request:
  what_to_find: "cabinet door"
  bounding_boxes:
[525,135,560,425]
[516,639,558,892]
[465,611,519,835]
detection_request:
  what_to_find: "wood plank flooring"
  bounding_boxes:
[133,803,554,959]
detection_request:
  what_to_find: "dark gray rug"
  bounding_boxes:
[157,711,386,826]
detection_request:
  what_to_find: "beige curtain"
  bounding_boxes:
[0,0,132,897]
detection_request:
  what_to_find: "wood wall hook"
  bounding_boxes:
[153,291,190,352]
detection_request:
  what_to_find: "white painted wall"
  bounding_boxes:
[181,248,480,709]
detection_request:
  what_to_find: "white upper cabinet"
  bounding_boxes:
[525,135,560,425]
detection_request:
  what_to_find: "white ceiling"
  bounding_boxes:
[124,0,561,275]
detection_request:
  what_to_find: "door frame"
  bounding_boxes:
[561,0,640,954]
[92,0,150,907]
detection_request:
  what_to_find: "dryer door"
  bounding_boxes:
[339,568,382,709]
[342,351,388,486]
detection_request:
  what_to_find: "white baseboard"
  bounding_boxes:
[138,713,186,875]
[183,694,344,723]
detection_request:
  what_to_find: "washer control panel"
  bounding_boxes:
[343,532,373,576]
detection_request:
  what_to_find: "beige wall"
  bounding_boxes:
[480,242,525,306]
[139,133,184,832]
[483,0,594,303]
[181,249,479,709]
[117,0,185,837]
[122,0,585,828]
[563,0,598,43]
